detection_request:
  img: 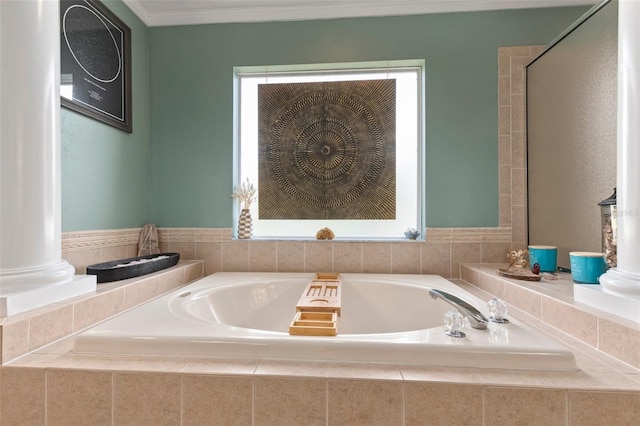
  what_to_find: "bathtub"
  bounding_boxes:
[73,273,577,371]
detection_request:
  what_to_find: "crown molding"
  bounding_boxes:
[123,0,596,27]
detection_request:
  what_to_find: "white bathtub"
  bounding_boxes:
[73,273,577,370]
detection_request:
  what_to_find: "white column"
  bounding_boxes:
[599,0,640,298]
[0,0,95,316]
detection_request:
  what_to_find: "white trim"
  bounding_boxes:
[124,0,597,27]
[235,61,424,239]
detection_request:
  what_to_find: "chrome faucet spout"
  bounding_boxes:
[429,289,488,330]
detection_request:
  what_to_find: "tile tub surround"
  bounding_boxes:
[62,227,515,280]
[0,261,203,364]
[57,46,538,282]
[461,264,640,370]
[25,44,628,422]
[1,275,638,425]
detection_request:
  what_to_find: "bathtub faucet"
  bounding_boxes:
[429,289,488,330]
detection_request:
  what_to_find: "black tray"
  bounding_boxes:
[86,253,180,283]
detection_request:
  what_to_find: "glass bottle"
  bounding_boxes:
[598,189,617,268]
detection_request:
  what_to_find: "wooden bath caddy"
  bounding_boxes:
[289,273,342,336]
[497,267,541,281]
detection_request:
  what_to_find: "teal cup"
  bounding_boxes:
[569,252,607,284]
[528,245,557,272]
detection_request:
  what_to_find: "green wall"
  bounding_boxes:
[60,4,589,231]
[61,0,150,231]
[148,7,587,229]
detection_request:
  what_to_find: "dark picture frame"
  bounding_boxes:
[60,0,132,133]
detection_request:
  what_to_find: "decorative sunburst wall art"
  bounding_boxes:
[258,79,396,220]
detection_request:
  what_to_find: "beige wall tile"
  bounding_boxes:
[256,360,328,378]
[1,319,30,363]
[1,367,46,425]
[511,94,526,132]
[400,365,483,384]
[451,243,482,278]
[277,241,305,272]
[569,391,640,425]
[254,378,326,426]
[499,135,511,166]
[498,49,511,77]
[153,267,185,295]
[249,241,277,272]
[499,164,512,195]
[405,383,483,426]
[29,305,74,351]
[542,297,598,347]
[30,353,188,373]
[511,131,526,169]
[326,363,401,380]
[222,241,250,271]
[47,369,111,426]
[123,277,160,309]
[504,283,542,319]
[113,373,181,426]
[511,241,529,252]
[512,205,527,245]
[421,243,451,277]
[100,245,130,262]
[598,317,640,369]
[63,248,101,275]
[328,379,402,426]
[73,288,125,331]
[530,45,546,57]
[125,243,139,258]
[482,243,511,263]
[183,261,204,283]
[159,241,170,253]
[334,242,363,273]
[512,168,526,207]
[509,56,530,95]
[391,243,421,274]
[183,358,258,375]
[195,241,222,276]
[499,194,512,227]
[462,268,506,299]
[460,264,481,284]
[305,241,334,272]
[362,243,391,274]
[501,46,536,57]
[168,241,196,260]
[183,375,253,426]
[498,76,511,106]
[32,336,75,354]
[484,387,566,426]
[498,105,511,136]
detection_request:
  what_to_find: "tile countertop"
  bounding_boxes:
[460,263,640,373]
[5,267,639,393]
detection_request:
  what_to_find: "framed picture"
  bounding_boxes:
[60,0,132,133]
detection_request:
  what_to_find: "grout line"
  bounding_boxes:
[401,380,405,426]
[326,379,329,426]
[481,385,486,426]
[111,372,115,426]
[180,374,184,426]
[251,377,256,426]
[565,389,569,426]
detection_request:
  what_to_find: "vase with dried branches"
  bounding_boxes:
[232,179,257,239]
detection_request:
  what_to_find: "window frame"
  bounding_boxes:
[233,60,426,240]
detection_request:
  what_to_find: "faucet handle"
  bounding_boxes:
[444,310,466,338]
[488,298,509,323]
